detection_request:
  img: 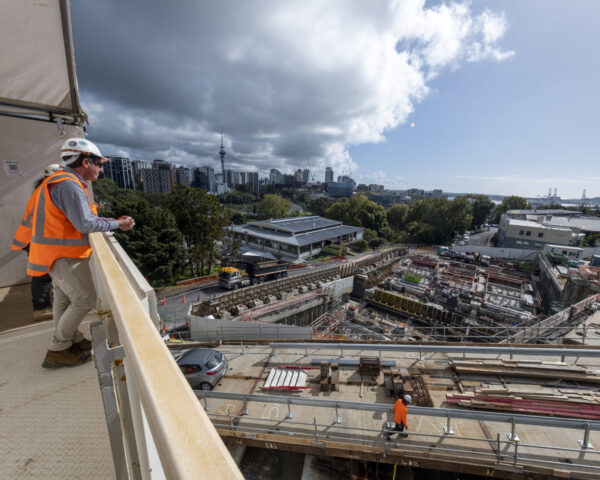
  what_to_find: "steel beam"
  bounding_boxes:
[195,390,600,431]
[269,342,600,358]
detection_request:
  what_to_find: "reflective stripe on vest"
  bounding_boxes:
[25,171,93,276]
[32,185,90,246]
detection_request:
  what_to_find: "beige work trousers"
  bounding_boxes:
[48,257,97,351]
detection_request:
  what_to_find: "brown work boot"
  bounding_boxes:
[32,307,53,321]
[72,338,92,352]
[42,346,91,369]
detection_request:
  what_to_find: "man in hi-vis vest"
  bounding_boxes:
[12,137,135,369]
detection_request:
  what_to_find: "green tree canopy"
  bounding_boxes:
[167,185,231,276]
[257,194,290,219]
[325,194,388,231]
[463,194,495,228]
[307,197,333,217]
[492,195,529,223]
[406,197,473,244]
[387,204,409,231]
[93,178,186,286]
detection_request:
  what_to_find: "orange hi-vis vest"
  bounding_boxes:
[12,170,96,276]
[394,399,408,428]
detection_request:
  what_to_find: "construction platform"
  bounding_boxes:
[192,342,600,479]
[0,315,115,479]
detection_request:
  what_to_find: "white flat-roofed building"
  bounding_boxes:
[497,217,580,249]
[506,209,600,233]
[227,216,363,262]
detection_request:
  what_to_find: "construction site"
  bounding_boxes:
[188,247,598,346]
[171,247,600,478]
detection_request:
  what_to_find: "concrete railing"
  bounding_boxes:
[90,232,242,479]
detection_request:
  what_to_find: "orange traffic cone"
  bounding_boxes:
[162,297,166,306]
[185,319,189,328]
[182,294,186,303]
[162,323,167,333]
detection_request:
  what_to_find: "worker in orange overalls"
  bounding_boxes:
[386,394,411,440]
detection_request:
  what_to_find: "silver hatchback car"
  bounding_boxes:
[177,348,228,391]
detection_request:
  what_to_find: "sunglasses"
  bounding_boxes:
[86,156,103,166]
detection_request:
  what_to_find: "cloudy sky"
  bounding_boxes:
[71,1,600,198]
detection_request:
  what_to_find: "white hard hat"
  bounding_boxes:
[44,164,61,176]
[403,394,412,404]
[60,137,107,162]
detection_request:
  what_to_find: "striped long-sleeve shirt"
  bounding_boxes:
[49,167,119,233]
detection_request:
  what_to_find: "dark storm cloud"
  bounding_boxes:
[70,0,512,178]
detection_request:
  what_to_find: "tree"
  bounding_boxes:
[492,195,529,223]
[405,197,472,244]
[93,178,186,286]
[325,194,388,231]
[463,194,495,228]
[307,197,333,217]
[257,194,290,219]
[387,204,409,231]
[168,185,231,276]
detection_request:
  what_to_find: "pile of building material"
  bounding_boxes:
[447,384,600,419]
[263,368,310,391]
[449,358,600,383]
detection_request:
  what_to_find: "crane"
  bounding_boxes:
[306,159,314,182]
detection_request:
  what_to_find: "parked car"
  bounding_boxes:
[177,348,228,391]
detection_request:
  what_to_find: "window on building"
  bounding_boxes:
[538,232,544,238]
[525,231,531,236]
[518,230,524,235]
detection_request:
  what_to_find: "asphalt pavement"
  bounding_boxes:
[466,227,497,246]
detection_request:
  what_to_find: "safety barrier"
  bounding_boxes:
[89,232,242,479]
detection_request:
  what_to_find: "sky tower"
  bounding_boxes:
[219,131,226,177]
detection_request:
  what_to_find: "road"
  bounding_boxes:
[156,255,364,323]
[466,227,497,246]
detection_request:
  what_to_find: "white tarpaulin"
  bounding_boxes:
[0,0,86,286]
[0,0,83,117]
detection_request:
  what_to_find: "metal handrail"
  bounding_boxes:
[203,410,600,473]
[196,390,600,431]
[90,232,242,479]
[269,342,600,357]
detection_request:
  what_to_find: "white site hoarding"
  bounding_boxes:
[0,0,85,286]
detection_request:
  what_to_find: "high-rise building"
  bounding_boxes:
[225,170,234,187]
[193,166,216,191]
[247,171,259,194]
[337,175,356,185]
[151,159,173,191]
[302,169,311,183]
[192,168,208,190]
[140,168,172,194]
[325,167,333,183]
[269,169,283,184]
[174,166,192,186]
[104,156,134,190]
[131,160,149,184]
[294,169,303,185]
[152,159,172,170]
[283,174,295,186]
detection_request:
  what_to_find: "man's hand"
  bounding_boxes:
[117,215,135,231]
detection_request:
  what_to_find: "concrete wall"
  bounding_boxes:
[322,276,354,299]
[451,245,538,261]
[189,315,312,342]
[452,245,600,261]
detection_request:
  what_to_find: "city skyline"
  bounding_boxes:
[71,1,600,198]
